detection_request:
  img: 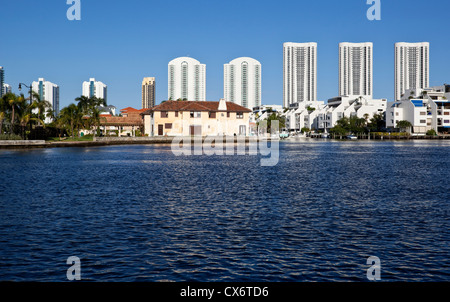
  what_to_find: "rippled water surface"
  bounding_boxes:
[0,140,449,281]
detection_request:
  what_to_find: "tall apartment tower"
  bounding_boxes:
[339,42,373,97]
[168,57,206,102]
[82,78,107,102]
[283,42,317,108]
[224,57,261,110]
[0,67,4,98]
[142,77,156,109]
[395,42,430,101]
[31,78,60,122]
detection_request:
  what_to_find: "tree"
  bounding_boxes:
[396,120,412,133]
[301,127,310,134]
[59,104,82,138]
[257,112,286,133]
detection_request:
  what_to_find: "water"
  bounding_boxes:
[0,140,449,282]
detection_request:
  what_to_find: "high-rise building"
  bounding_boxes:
[82,78,107,102]
[0,67,4,98]
[283,42,317,108]
[339,42,373,97]
[2,83,11,96]
[31,78,60,123]
[224,57,261,110]
[168,57,206,102]
[142,77,156,109]
[395,42,430,101]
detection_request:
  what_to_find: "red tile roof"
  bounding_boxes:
[141,101,251,115]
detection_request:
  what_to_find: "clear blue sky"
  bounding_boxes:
[1,0,449,110]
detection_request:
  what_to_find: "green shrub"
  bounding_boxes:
[0,134,23,140]
[426,129,437,136]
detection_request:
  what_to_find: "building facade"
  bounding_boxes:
[82,78,107,102]
[142,77,156,109]
[168,57,206,102]
[387,85,450,134]
[283,42,317,108]
[224,57,261,110]
[31,78,60,122]
[142,99,251,137]
[339,42,373,97]
[0,67,4,98]
[395,42,430,102]
[2,83,11,96]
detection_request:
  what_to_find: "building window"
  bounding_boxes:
[236,112,244,119]
[227,112,230,118]
[420,112,426,115]
[175,111,179,117]
[161,111,168,118]
[165,123,172,129]
[190,111,201,118]
[209,112,216,119]
[420,120,426,124]
[444,120,450,124]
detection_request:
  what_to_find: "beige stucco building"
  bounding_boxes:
[141,99,252,137]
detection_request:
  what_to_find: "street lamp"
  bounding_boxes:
[18,83,33,105]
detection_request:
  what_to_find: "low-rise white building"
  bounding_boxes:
[387,85,450,134]
[284,96,386,132]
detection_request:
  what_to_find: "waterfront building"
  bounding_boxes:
[283,42,317,108]
[250,105,284,135]
[339,42,373,98]
[31,78,60,123]
[283,101,325,131]
[386,84,450,134]
[82,78,107,102]
[0,67,4,98]
[283,96,386,132]
[142,77,156,109]
[142,99,251,137]
[317,96,386,130]
[224,57,261,110]
[168,57,206,102]
[395,42,430,102]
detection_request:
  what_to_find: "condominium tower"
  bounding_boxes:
[224,57,261,110]
[168,57,206,102]
[142,77,156,109]
[395,42,430,101]
[283,42,317,108]
[31,78,60,122]
[339,42,373,97]
[0,67,4,98]
[82,78,107,102]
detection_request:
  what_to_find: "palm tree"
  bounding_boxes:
[19,112,45,139]
[60,104,81,139]
[5,93,26,135]
[31,91,52,125]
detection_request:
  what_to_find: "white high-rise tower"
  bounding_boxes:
[339,42,373,97]
[168,57,206,101]
[283,42,317,108]
[82,78,107,102]
[395,42,429,101]
[224,57,261,110]
[32,78,60,123]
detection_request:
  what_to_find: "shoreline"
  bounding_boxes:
[0,135,449,149]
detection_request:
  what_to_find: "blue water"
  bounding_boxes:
[0,140,449,282]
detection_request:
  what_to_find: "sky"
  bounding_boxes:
[1,0,449,110]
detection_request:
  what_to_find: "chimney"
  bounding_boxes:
[218,98,227,111]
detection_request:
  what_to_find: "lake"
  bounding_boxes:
[0,140,449,281]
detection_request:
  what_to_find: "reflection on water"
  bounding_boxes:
[0,141,449,281]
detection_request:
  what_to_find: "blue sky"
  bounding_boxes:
[1,0,449,110]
